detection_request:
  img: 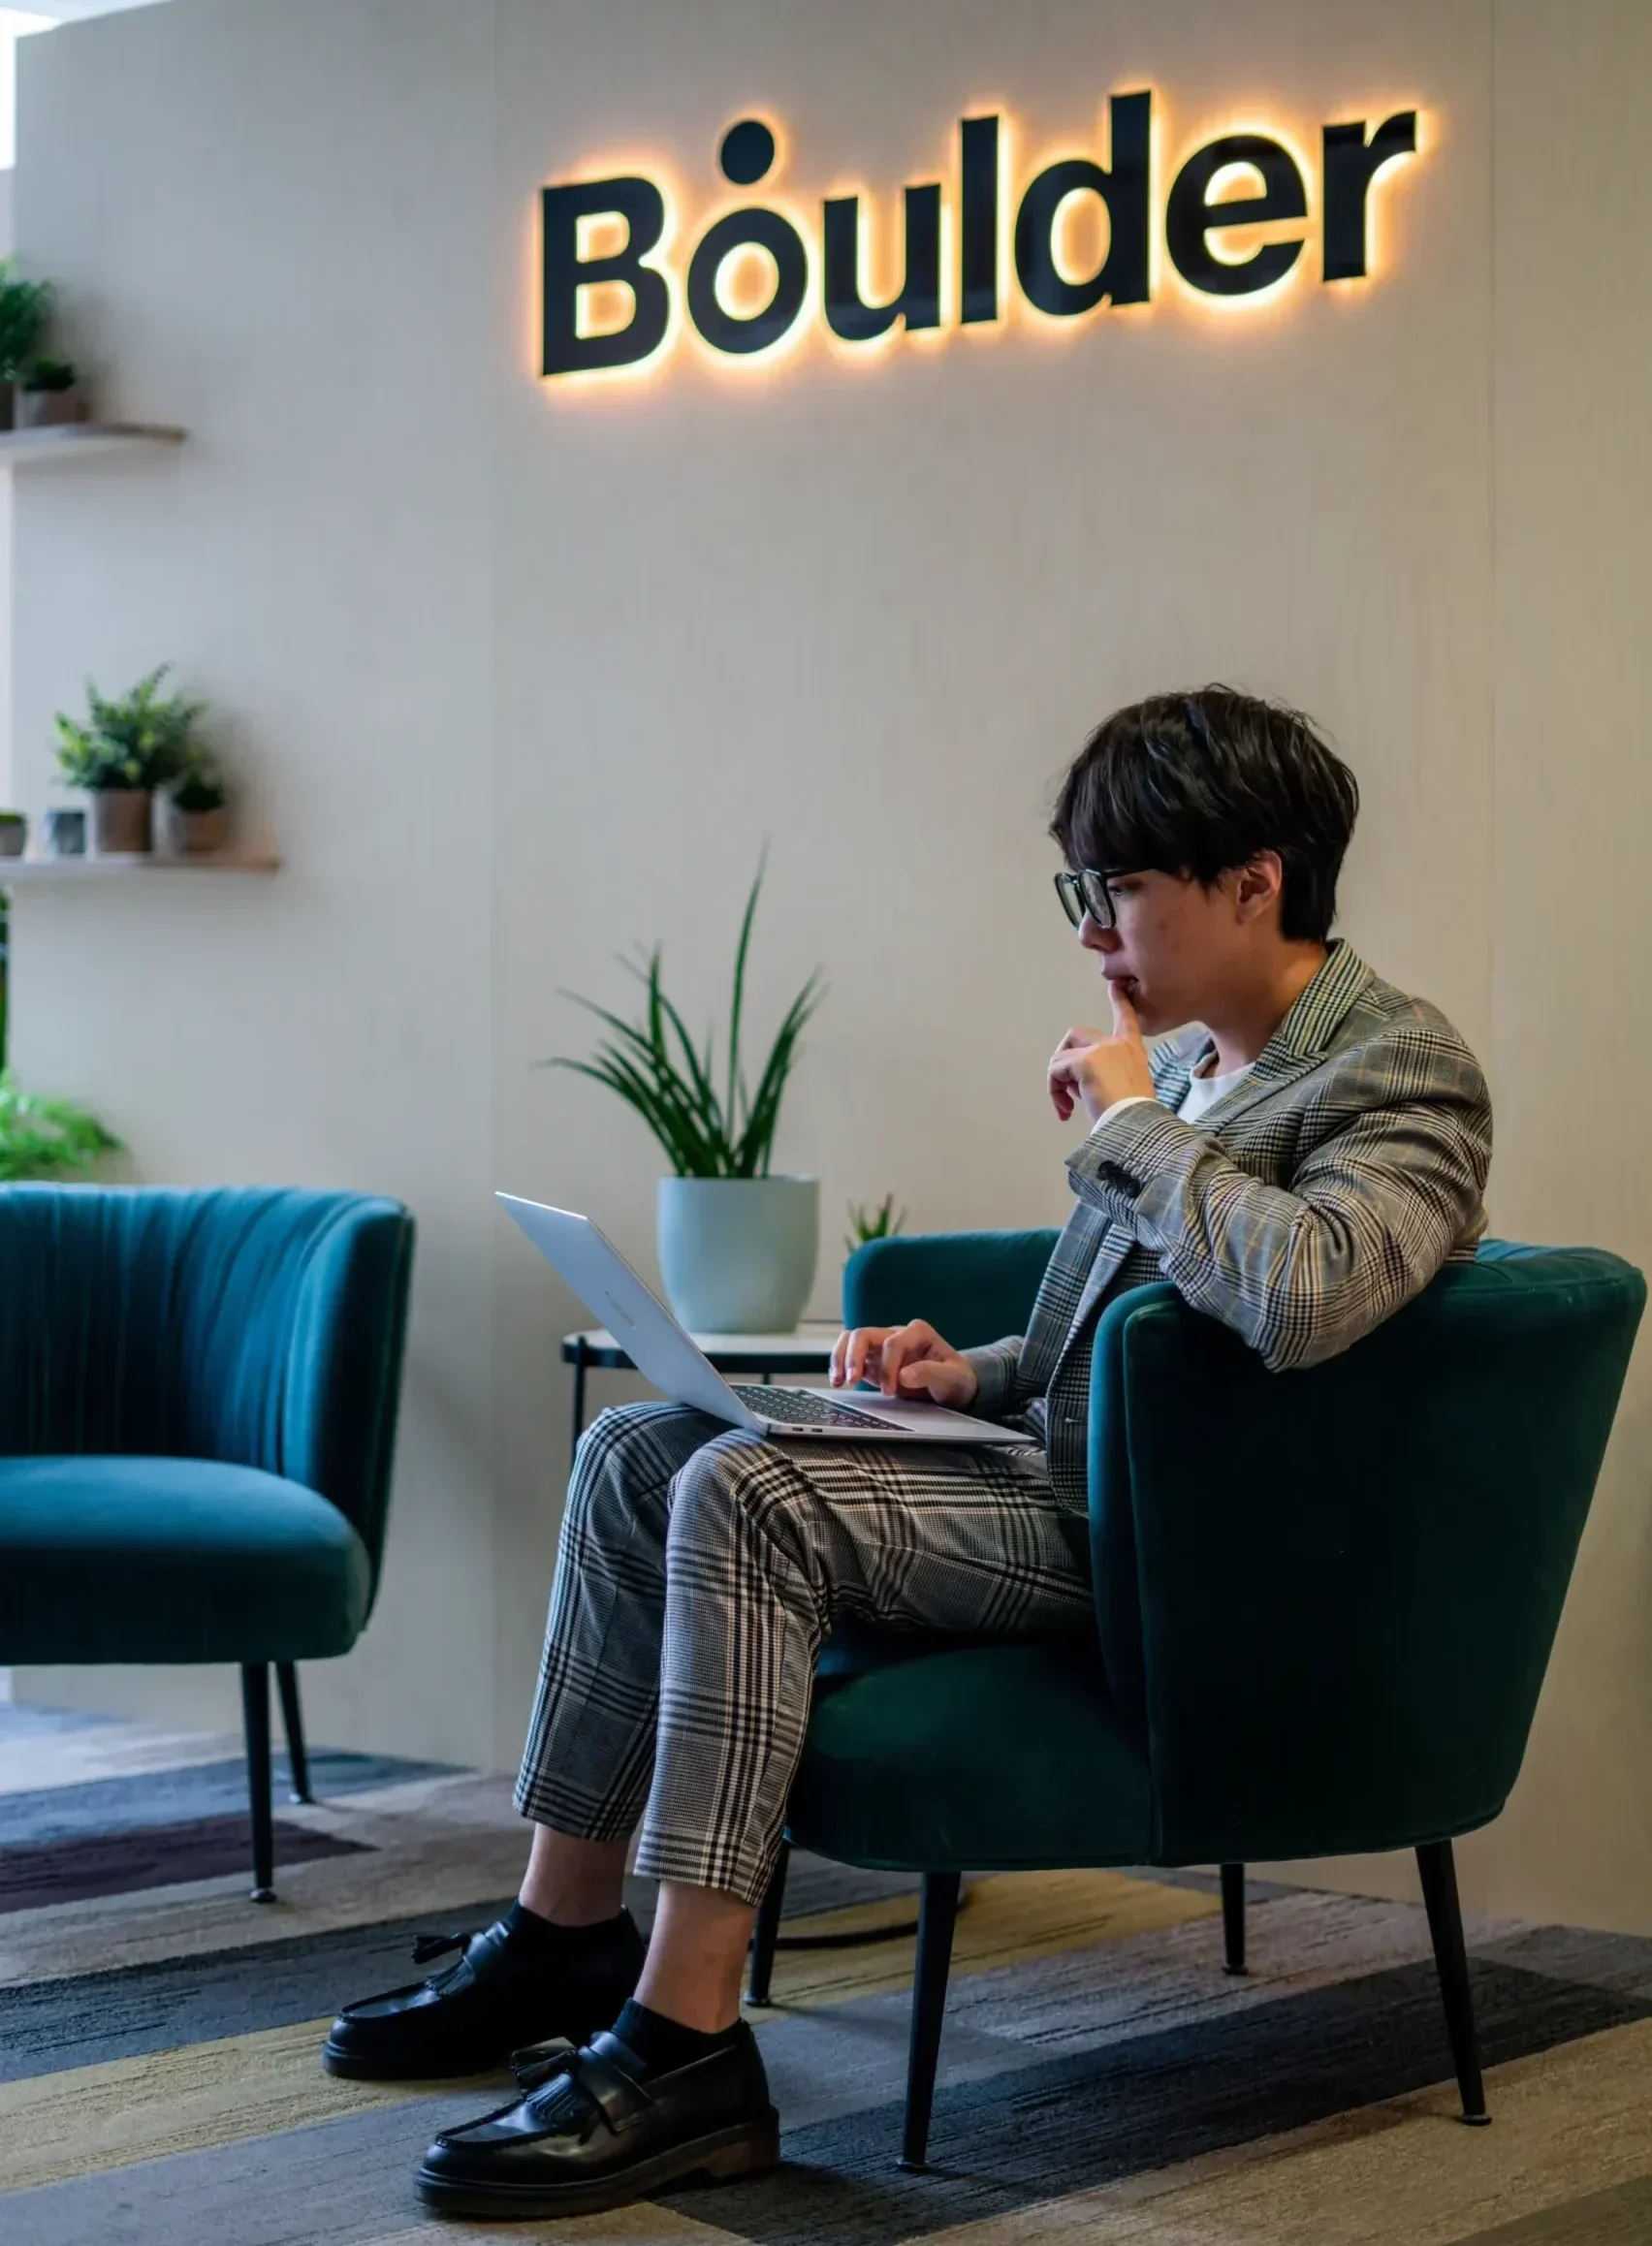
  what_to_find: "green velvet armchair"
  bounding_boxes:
[0,1185,416,1899]
[749,1230,1644,2168]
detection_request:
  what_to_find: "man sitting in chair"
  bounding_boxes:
[325,685,1492,2221]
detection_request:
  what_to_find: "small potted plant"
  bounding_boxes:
[0,811,25,859]
[53,664,206,856]
[166,757,229,855]
[546,858,827,1333]
[0,261,50,429]
[16,356,83,429]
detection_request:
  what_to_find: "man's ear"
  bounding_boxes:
[1234,852,1285,923]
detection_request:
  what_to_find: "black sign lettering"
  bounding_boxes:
[537,86,1424,383]
[541,177,670,376]
[1322,111,1418,280]
[687,207,810,355]
[824,184,942,341]
[1014,90,1152,316]
[959,113,1001,326]
[1166,134,1307,296]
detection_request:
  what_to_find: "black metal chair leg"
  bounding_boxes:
[747,1837,790,2005]
[275,1661,314,1803]
[1416,1838,1489,2125]
[899,1872,962,2172]
[1221,1862,1247,1975]
[240,1662,276,1903]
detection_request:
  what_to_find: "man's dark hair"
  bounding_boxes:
[1050,685,1360,944]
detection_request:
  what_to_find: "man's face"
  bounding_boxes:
[1075,867,1250,1035]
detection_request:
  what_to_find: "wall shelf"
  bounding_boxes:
[0,851,279,880]
[0,422,186,464]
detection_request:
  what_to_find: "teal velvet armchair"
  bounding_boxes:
[0,1185,416,1899]
[750,1230,1644,2168]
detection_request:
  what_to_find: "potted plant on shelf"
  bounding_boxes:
[0,261,50,430]
[165,755,229,855]
[53,664,206,856]
[545,859,827,1334]
[16,356,83,429]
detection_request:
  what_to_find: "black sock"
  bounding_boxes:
[502,1900,632,1959]
[610,1997,741,2076]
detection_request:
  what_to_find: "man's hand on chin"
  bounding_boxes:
[1048,977,1158,1125]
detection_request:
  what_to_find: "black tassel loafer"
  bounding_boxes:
[321,1914,646,2081]
[415,2025,780,2219]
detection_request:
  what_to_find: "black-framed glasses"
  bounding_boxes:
[1053,867,1142,932]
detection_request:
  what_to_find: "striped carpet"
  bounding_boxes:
[5,1700,1652,2243]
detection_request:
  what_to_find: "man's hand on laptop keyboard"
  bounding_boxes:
[829,1319,981,1410]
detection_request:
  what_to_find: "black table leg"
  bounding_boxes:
[570,1338,588,1474]
[241,1662,276,1903]
[276,1661,314,1803]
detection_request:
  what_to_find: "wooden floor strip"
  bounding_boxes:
[0,1775,534,1987]
[0,1723,244,1796]
[0,2014,440,2194]
[1454,2171,1652,2243]
[756,1868,1219,2012]
[906,2015,1652,2246]
[359,2210,740,2244]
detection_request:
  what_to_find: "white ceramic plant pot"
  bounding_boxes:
[656,1175,819,1335]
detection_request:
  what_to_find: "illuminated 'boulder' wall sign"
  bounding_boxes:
[540,93,1421,389]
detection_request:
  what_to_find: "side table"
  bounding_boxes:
[561,1322,842,1471]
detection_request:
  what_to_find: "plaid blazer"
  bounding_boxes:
[963,939,1493,1511]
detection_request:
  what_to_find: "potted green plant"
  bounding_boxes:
[166,756,229,855]
[844,1190,906,1259]
[53,664,206,856]
[545,859,827,1333]
[0,892,120,1179]
[16,355,82,429]
[0,261,50,429]
[0,1073,121,1181]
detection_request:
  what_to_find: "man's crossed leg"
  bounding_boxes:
[325,1401,1092,2221]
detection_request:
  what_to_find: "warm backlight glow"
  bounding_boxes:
[715,242,780,320]
[538,90,1426,393]
[1049,187,1111,290]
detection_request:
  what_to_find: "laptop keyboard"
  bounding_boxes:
[729,1383,907,1432]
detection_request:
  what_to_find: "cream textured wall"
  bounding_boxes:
[0,162,13,807]
[7,0,1650,1931]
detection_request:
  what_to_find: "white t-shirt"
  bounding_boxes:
[1092,1054,1255,1134]
[1174,1057,1255,1123]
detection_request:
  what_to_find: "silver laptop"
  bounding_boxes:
[497,1194,1028,1446]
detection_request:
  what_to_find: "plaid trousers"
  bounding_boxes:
[514,1401,1094,1908]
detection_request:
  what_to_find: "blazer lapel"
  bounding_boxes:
[1178,938,1375,1134]
[1068,1224,1135,1332]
